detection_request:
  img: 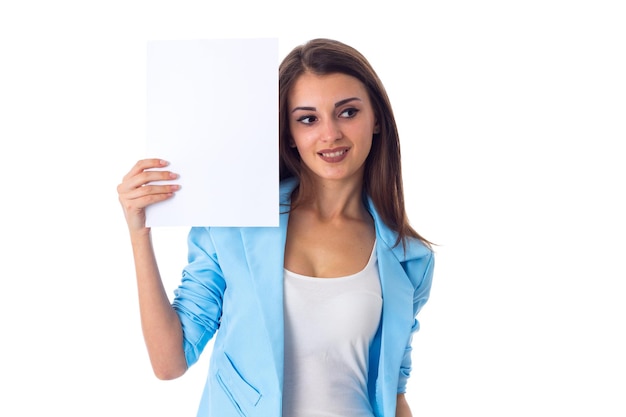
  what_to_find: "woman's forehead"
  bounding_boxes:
[288,72,369,107]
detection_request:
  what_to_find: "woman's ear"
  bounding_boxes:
[373,123,380,134]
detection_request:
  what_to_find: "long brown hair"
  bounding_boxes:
[279,38,431,248]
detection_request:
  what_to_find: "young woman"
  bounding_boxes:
[118,38,434,417]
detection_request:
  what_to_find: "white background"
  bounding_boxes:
[1,1,624,416]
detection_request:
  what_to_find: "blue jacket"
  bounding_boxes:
[172,177,434,417]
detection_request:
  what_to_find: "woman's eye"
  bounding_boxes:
[297,115,317,124]
[339,108,359,118]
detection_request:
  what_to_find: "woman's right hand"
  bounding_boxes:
[117,159,180,234]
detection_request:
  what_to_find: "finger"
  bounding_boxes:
[119,170,179,194]
[119,184,180,211]
[121,183,180,203]
[122,158,169,181]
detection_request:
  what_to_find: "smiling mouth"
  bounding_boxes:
[317,147,350,163]
[319,149,348,158]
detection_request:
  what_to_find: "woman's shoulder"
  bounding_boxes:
[378,232,433,262]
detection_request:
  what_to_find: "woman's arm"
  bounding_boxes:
[130,229,187,379]
[396,393,413,417]
[118,159,187,380]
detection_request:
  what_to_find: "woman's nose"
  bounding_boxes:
[321,118,342,142]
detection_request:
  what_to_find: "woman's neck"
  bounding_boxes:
[294,173,368,222]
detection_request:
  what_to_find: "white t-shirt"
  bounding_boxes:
[282,243,382,417]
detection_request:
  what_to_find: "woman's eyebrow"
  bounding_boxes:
[291,106,316,113]
[334,97,361,108]
[291,97,362,114]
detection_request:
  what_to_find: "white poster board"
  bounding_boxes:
[146,38,279,227]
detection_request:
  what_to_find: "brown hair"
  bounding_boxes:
[279,38,431,248]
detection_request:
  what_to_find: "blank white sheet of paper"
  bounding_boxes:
[145,38,279,227]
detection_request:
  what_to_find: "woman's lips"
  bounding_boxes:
[318,147,349,163]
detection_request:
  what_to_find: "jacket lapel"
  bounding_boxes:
[368,198,417,417]
[237,179,296,389]
[375,242,415,415]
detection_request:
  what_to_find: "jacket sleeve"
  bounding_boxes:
[397,249,435,393]
[172,227,226,368]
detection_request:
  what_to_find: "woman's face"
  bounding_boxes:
[288,72,378,184]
